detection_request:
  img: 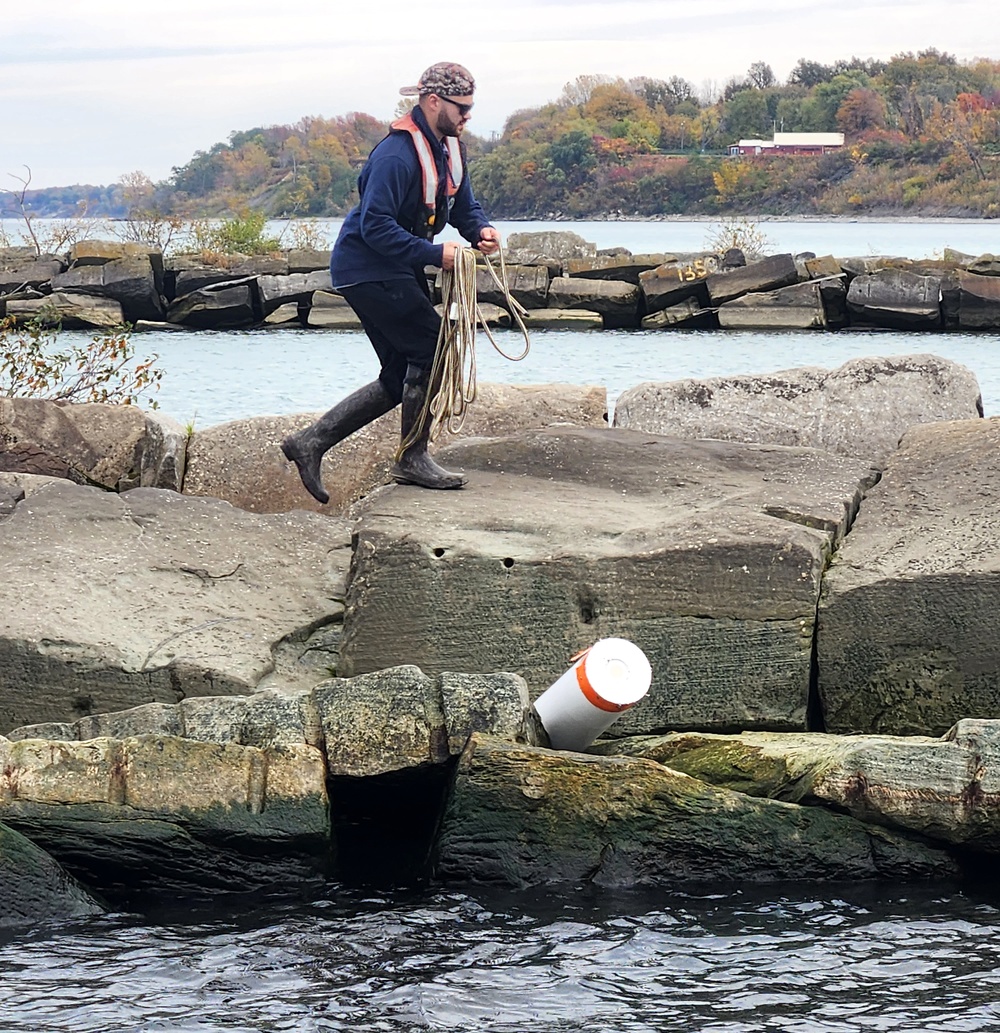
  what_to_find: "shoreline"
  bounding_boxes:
[534,212,999,226]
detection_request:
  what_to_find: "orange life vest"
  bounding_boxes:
[389,113,464,240]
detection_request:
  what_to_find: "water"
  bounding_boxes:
[4,884,1000,1031]
[7,218,1000,1028]
[479,218,1000,261]
[97,215,997,427]
[142,326,1000,430]
[4,214,998,260]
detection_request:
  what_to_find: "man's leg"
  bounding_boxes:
[281,379,396,504]
[390,363,465,489]
[346,278,467,490]
[280,282,410,505]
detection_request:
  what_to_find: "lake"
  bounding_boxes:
[4,882,1000,1031]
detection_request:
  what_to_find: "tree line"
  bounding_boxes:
[5,49,1000,225]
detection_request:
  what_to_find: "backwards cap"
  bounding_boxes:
[399,62,476,98]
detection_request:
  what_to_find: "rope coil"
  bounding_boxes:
[399,245,531,455]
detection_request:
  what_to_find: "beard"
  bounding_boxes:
[434,108,466,138]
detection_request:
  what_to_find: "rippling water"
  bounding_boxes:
[139,325,1000,430]
[3,885,1000,1031]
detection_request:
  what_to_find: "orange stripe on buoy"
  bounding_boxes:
[575,659,631,714]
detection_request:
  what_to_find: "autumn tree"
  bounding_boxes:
[836,88,888,138]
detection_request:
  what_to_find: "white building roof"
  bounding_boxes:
[773,132,845,146]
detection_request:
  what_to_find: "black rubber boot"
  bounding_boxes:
[281,380,396,504]
[390,369,466,490]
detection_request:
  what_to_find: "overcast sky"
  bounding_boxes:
[3,0,996,189]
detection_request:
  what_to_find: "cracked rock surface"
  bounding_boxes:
[341,426,879,734]
[0,478,352,732]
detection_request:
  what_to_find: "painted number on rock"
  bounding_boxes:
[675,257,719,282]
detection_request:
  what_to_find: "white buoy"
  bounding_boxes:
[532,638,652,752]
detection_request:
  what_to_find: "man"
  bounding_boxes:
[282,61,501,503]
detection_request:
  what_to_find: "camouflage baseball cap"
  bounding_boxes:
[399,62,476,98]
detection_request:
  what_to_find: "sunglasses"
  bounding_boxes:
[439,96,474,117]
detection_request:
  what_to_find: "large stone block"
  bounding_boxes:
[0,480,353,732]
[0,399,188,492]
[717,281,828,330]
[167,282,258,329]
[546,277,639,328]
[315,666,448,777]
[818,418,1000,735]
[957,270,1000,329]
[847,268,942,329]
[966,253,1000,276]
[471,264,549,309]
[339,426,877,735]
[433,736,956,887]
[257,270,332,314]
[6,292,124,329]
[503,231,596,274]
[612,356,982,466]
[0,733,329,838]
[54,256,164,322]
[706,254,799,306]
[639,255,719,311]
[183,383,608,516]
[596,721,1000,855]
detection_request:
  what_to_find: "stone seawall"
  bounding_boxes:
[2,232,999,332]
[4,264,1000,928]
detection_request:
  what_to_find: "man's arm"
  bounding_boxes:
[448,168,498,253]
[357,153,444,268]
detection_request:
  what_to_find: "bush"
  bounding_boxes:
[191,208,280,255]
[0,317,163,407]
[705,217,774,257]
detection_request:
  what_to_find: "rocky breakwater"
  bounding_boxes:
[3,233,1000,331]
[1,344,998,931]
[0,665,540,920]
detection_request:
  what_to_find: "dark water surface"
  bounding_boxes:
[3,884,1000,1032]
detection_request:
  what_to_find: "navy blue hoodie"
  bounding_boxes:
[330,105,491,288]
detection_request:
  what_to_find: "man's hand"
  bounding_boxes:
[441,240,461,271]
[477,227,501,255]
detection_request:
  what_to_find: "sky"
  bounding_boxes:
[3,0,997,189]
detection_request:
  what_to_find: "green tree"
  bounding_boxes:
[723,89,771,139]
[788,58,836,88]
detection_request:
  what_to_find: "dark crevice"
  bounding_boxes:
[329,761,456,887]
[807,599,826,732]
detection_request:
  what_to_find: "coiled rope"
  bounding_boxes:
[399,245,531,454]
